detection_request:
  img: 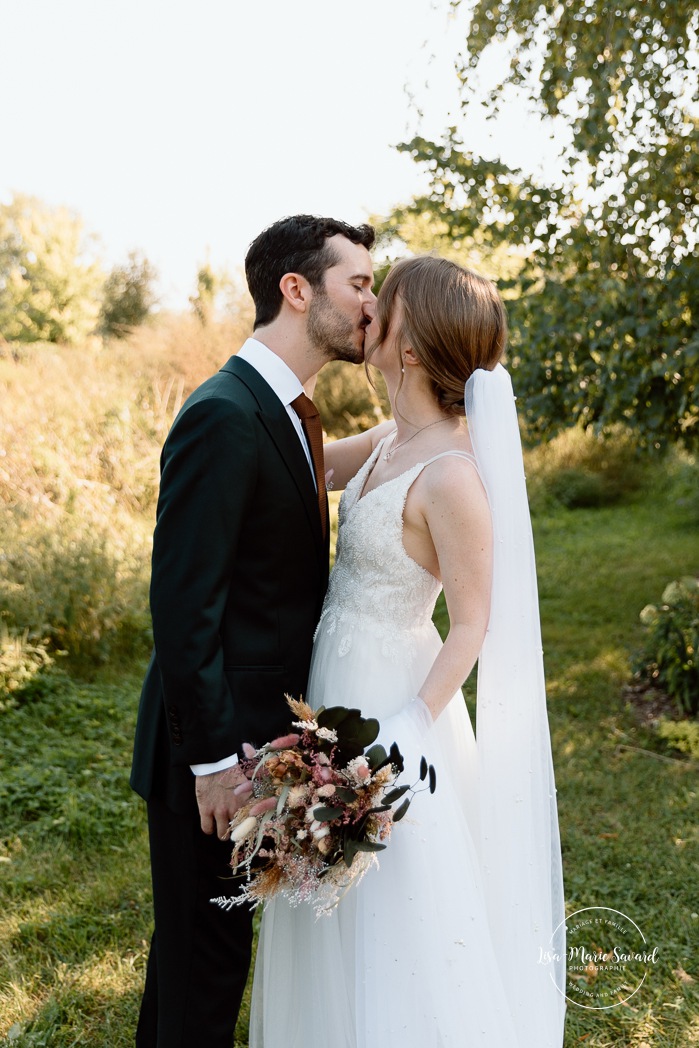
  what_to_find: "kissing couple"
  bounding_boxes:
[131,214,566,1047]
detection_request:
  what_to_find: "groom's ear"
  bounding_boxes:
[279,272,312,314]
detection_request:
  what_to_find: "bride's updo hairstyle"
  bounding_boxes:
[369,256,507,416]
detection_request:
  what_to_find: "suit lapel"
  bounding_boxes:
[221,356,325,549]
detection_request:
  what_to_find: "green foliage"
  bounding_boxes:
[656,718,699,760]
[635,576,699,717]
[665,453,699,523]
[0,513,151,667]
[0,668,142,845]
[315,360,390,439]
[99,251,158,337]
[0,628,53,712]
[189,262,218,325]
[525,423,650,510]
[389,0,699,448]
[189,263,251,328]
[0,194,102,344]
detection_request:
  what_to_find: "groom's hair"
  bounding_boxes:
[245,215,375,329]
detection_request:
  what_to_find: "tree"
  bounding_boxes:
[390,0,699,447]
[189,262,219,326]
[100,251,158,337]
[0,194,102,345]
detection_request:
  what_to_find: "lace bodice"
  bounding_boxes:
[315,442,476,662]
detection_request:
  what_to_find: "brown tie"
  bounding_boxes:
[291,393,327,539]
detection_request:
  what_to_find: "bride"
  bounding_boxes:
[249,256,566,1047]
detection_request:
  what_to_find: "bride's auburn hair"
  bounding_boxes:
[370,256,508,416]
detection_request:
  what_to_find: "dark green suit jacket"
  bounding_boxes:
[130,355,329,814]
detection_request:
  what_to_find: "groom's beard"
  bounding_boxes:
[308,291,366,365]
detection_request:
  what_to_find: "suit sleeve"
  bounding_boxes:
[149,394,256,766]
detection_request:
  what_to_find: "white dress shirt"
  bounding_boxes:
[191,337,315,776]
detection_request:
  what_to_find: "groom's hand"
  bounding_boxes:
[195,764,249,839]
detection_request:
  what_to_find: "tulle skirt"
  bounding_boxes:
[248,620,521,1046]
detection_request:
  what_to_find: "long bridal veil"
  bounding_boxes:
[465,364,567,1046]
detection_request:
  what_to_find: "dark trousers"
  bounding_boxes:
[136,796,254,1048]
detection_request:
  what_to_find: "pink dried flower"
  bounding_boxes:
[269,733,301,749]
[249,797,277,817]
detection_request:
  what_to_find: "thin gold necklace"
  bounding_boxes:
[383,417,453,461]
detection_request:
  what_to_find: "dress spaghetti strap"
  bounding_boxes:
[421,450,478,467]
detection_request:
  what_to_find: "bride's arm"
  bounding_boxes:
[414,458,493,720]
[323,420,396,491]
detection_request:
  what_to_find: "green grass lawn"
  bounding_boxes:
[1,489,697,1047]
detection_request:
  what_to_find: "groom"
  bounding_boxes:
[131,214,376,1047]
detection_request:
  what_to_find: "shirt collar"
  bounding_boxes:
[236,337,303,408]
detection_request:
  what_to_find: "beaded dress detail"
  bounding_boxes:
[315,442,442,664]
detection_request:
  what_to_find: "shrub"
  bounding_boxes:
[634,577,699,717]
[0,513,151,667]
[663,452,699,524]
[656,719,699,761]
[0,627,53,712]
[545,467,607,509]
[100,251,158,337]
[526,423,650,511]
[315,361,389,439]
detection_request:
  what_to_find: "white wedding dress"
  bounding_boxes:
[249,441,533,1047]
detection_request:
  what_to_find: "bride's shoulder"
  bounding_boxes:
[417,441,486,504]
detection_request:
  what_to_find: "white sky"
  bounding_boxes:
[1,0,564,307]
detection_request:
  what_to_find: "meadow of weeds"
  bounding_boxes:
[1,322,697,1046]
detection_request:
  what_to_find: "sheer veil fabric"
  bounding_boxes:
[465,363,566,1044]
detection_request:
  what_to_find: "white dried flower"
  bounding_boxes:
[287,785,308,807]
[347,755,371,783]
[230,816,258,843]
[292,719,318,732]
[316,727,338,743]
